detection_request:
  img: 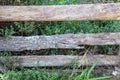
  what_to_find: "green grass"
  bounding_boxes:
[1,20,120,36]
[0,62,112,80]
[0,70,111,80]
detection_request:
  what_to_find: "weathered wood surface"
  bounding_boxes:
[0,55,119,67]
[0,65,6,73]
[0,33,120,51]
[0,3,120,21]
[112,67,120,77]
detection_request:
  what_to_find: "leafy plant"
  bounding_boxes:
[14,21,38,36]
[0,26,15,37]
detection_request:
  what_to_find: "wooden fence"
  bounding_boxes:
[0,3,120,68]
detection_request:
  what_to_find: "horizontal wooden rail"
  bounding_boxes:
[0,33,120,51]
[0,55,119,67]
[0,3,120,21]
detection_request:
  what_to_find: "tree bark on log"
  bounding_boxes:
[0,33,120,51]
[0,55,119,67]
[0,3,120,21]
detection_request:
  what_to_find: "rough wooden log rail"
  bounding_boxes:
[0,33,120,51]
[0,3,120,21]
[0,55,119,67]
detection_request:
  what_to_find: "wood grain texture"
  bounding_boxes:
[0,33,120,51]
[0,55,119,67]
[0,3,120,21]
[0,65,6,73]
